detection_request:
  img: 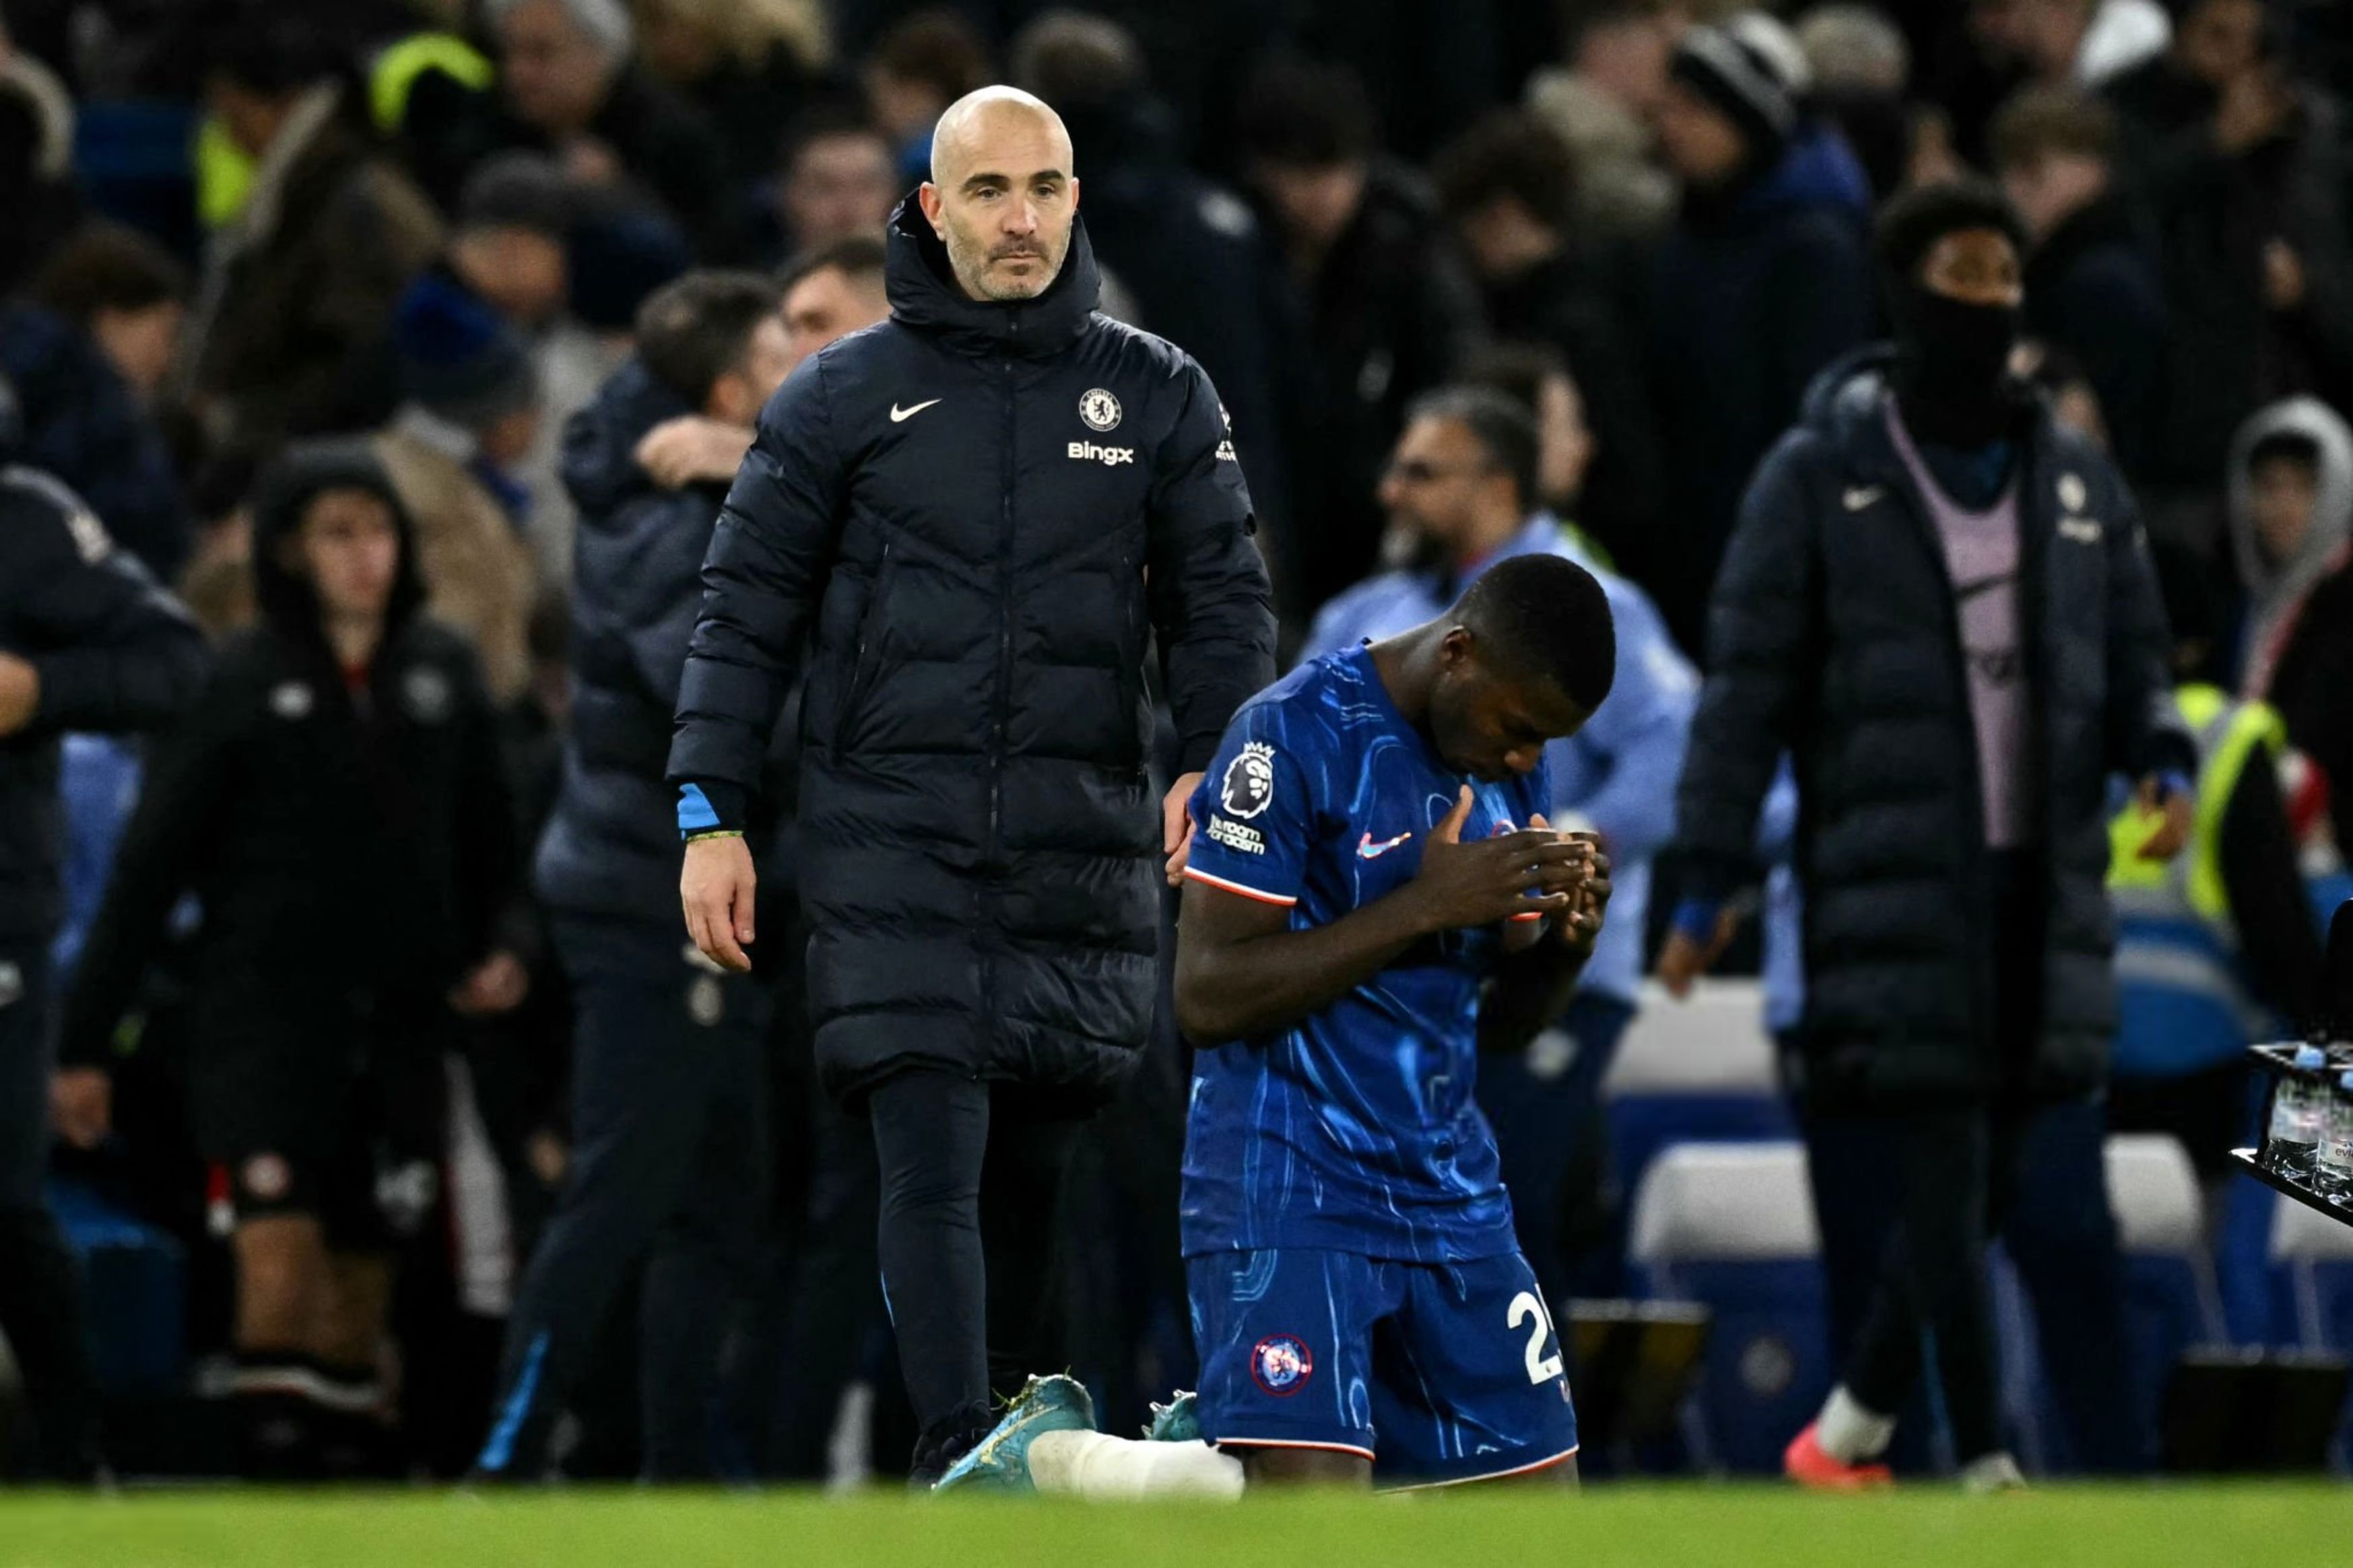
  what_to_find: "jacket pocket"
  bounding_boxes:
[834,540,895,753]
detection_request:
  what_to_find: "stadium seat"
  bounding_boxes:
[1627,1141,1828,1474]
[1997,1134,2224,1472]
[1604,981,1794,1207]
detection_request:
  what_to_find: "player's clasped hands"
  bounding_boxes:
[1410,787,1610,939]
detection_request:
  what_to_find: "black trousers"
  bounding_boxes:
[476,916,770,1480]
[1805,850,2138,1469]
[0,941,99,1478]
[866,1068,1092,1474]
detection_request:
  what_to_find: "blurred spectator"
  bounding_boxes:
[1457,341,1598,525]
[1643,15,1872,658]
[1523,1,1680,242]
[562,184,695,344]
[362,15,506,215]
[373,277,542,706]
[59,442,523,1480]
[1010,10,1294,587]
[488,0,744,260]
[479,271,793,1483]
[1991,85,2165,476]
[174,450,263,641]
[766,104,899,263]
[3,226,193,580]
[1235,53,1483,617]
[2107,0,2353,543]
[1925,0,2173,167]
[2228,397,2353,862]
[863,9,991,181]
[1794,3,1917,199]
[177,12,444,456]
[1662,181,2188,1488]
[2109,539,2321,1206]
[1433,108,1664,584]
[1301,386,1696,1307]
[1987,0,2174,87]
[0,16,79,293]
[26,224,191,407]
[630,0,833,186]
[778,232,888,374]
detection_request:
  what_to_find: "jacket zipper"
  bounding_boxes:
[981,322,1019,1074]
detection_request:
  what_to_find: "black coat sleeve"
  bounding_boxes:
[1673,431,1824,896]
[2218,749,2324,1030]
[1146,358,1278,773]
[667,357,847,806]
[7,479,207,736]
[451,650,527,968]
[56,662,245,1067]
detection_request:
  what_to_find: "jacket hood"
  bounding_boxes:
[2227,395,2353,611]
[884,191,1102,358]
[1798,342,1897,432]
[248,439,426,643]
[560,356,699,522]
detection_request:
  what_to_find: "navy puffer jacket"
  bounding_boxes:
[1675,350,2191,1109]
[670,198,1275,1101]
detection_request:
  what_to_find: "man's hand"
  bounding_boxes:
[2134,774,2195,862]
[0,652,41,737]
[1544,819,1611,954]
[1657,905,1742,998]
[2263,238,2308,312]
[1163,770,1202,886]
[449,949,531,1017]
[1408,787,1585,932]
[682,833,758,972]
[51,1068,111,1151]
[636,416,754,489]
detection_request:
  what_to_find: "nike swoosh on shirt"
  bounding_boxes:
[890,399,941,423]
[1357,830,1414,859]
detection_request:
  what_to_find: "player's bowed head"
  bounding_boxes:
[1419,553,1616,785]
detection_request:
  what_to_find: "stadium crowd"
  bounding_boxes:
[2,0,2352,1486]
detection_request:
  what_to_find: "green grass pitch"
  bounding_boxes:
[3,1485,2346,1568]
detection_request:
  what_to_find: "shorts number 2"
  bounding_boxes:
[1507,1289,1564,1384]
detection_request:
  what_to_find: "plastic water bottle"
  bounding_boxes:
[2319,1072,2353,1206]
[2267,1045,2329,1176]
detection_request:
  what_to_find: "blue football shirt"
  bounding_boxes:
[1179,644,1550,1264]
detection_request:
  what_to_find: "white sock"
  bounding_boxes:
[1814,1384,1896,1464]
[1958,1451,2026,1494]
[1026,1431,1245,1501]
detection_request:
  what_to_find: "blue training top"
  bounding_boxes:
[1179,644,1549,1264]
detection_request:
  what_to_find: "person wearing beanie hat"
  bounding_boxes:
[372,278,539,704]
[1663,177,2196,1489]
[487,0,743,261]
[452,151,578,329]
[1642,13,1873,656]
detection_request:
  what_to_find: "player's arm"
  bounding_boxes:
[1174,788,1587,1044]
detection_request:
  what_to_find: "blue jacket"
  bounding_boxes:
[1302,514,1698,1002]
[535,360,791,924]
[1674,349,2190,1107]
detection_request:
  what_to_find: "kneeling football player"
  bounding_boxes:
[942,553,1614,1495]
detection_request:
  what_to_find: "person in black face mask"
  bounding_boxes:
[1659,179,2197,1488]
